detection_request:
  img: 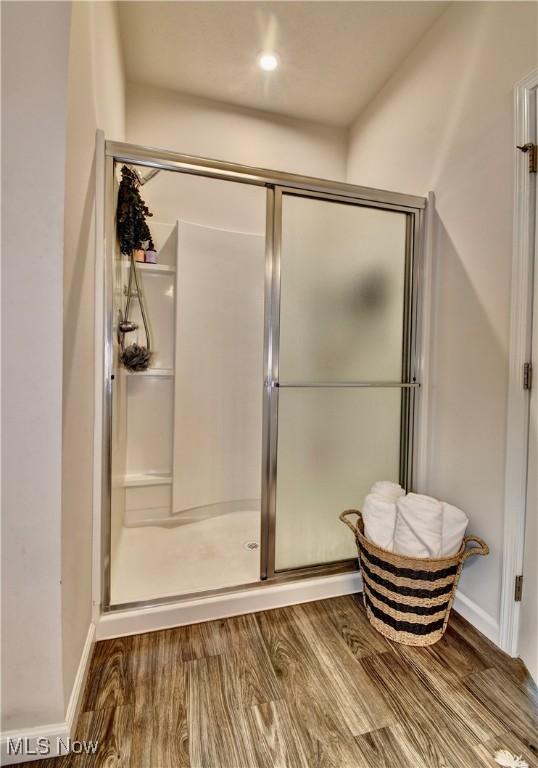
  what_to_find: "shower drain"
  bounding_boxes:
[243,541,260,551]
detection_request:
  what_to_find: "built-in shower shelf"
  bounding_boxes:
[123,473,172,488]
[137,262,176,274]
[127,368,174,378]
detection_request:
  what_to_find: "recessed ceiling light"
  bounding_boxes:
[258,52,279,72]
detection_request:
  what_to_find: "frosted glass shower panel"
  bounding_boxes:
[274,387,402,571]
[278,195,408,383]
[173,222,265,515]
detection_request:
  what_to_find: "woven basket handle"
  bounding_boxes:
[339,509,362,536]
[461,535,489,562]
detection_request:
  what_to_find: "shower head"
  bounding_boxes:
[118,319,138,334]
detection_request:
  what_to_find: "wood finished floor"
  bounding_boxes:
[30,596,537,768]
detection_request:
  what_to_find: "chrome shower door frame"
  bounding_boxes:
[101,140,426,612]
[260,186,423,580]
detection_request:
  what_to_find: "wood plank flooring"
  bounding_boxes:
[28,596,537,768]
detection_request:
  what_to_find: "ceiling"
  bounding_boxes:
[118,1,448,128]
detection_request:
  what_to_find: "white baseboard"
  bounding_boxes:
[96,575,501,651]
[1,624,95,766]
[453,590,500,646]
[97,571,363,640]
[64,623,95,736]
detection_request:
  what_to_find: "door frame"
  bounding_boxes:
[499,69,538,655]
[94,138,426,614]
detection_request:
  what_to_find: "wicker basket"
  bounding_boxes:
[339,509,489,646]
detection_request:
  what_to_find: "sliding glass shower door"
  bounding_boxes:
[267,190,415,574]
[103,139,424,609]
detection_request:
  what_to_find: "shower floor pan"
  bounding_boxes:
[110,507,260,605]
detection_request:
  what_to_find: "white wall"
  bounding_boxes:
[1,1,71,731]
[1,0,125,741]
[126,82,347,180]
[346,1,538,629]
[62,0,125,709]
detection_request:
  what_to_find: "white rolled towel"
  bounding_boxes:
[441,502,468,556]
[362,500,397,553]
[370,480,405,503]
[394,493,443,558]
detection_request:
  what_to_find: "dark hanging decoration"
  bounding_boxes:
[116,165,155,254]
[116,165,154,372]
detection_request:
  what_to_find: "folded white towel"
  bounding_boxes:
[370,480,405,503]
[362,493,398,551]
[441,502,468,556]
[394,493,443,558]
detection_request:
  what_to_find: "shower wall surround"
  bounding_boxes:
[173,222,265,516]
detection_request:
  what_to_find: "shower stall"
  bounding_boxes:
[100,140,425,616]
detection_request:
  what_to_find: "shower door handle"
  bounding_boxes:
[270,381,421,388]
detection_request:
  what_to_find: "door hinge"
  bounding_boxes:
[515,574,524,602]
[516,143,537,173]
[523,362,532,390]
